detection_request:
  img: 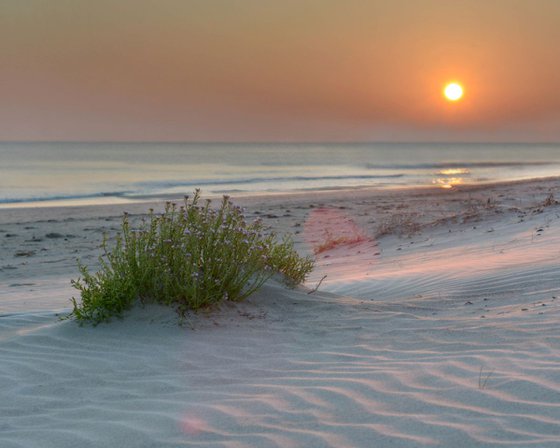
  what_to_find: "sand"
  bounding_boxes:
[2,178,560,447]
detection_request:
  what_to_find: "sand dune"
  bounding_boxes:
[2,179,560,447]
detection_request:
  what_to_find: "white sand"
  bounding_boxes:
[2,179,560,447]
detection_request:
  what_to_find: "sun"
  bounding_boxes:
[443,82,464,101]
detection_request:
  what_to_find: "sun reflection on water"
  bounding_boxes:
[433,167,470,189]
[438,168,470,176]
[433,178,462,189]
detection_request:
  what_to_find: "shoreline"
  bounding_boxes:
[2,174,560,224]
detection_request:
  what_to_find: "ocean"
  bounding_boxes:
[1,142,559,207]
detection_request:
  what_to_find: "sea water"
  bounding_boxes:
[1,142,559,207]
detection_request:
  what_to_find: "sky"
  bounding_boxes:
[2,0,560,143]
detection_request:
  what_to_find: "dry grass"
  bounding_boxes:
[313,229,368,254]
[478,366,494,390]
[456,195,501,223]
[542,192,559,207]
[375,212,422,238]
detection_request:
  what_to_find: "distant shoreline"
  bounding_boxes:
[2,174,560,212]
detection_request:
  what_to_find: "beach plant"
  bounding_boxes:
[70,190,314,325]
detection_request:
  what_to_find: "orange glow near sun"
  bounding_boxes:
[443,82,464,101]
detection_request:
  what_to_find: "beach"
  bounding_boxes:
[2,177,560,447]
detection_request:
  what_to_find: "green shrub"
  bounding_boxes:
[70,190,314,325]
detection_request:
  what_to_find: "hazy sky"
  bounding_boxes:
[2,0,560,142]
